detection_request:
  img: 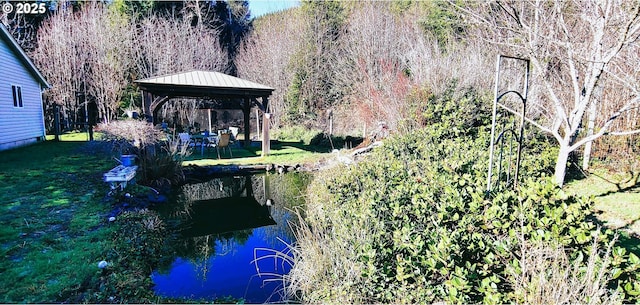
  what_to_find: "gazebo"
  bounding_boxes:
[135,70,275,156]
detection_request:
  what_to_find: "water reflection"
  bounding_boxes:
[152,173,310,303]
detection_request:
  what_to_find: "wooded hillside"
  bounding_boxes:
[1,0,639,186]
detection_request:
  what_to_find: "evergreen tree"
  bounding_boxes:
[286,0,346,124]
[212,0,252,76]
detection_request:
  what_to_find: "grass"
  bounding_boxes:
[182,141,330,167]
[1,133,187,303]
[0,133,115,302]
[508,233,622,304]
[565,168,640,233]
[45,132,96,142]
[565,166,640,254]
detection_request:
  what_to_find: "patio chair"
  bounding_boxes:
[204,134,218,152]
[228,126,240,147]
[178,133,193,151]
[215,133,233,159]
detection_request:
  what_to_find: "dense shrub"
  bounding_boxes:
[403,80,491,135]
[289,123,640,303]
[99,120,164,154]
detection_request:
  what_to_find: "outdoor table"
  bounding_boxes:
[191,134,218,156]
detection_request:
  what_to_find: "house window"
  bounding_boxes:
[12,85,23,108]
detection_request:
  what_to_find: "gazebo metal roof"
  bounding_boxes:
[135,70,274,99]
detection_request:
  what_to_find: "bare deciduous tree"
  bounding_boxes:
[85,5,134,122]
[134,13,227,124]
[32,2,133,124]
[281,1,347,126]
[461,0,640,186]
[337,2,413,132]
[32,2,227,127]
[32,4,87,128]
[134,14,226,79]
[235,9,305,128]
[334,2,492,134]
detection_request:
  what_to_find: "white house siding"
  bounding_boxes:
[0,34,46,151]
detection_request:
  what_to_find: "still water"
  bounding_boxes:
[151,173,311,303]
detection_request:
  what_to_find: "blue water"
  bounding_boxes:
[150,173,308,303]
[152,225,293,303]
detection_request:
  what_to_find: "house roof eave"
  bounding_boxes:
[0,23,51,89]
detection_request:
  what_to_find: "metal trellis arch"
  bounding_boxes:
[487,55,530,192]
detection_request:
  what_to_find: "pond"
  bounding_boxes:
[151,172,311,303]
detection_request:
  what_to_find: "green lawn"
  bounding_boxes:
[45,132,96,142]
[47,132,331,168]
[565,167,640,254]
[182,140,330,167]
[0,135,115,302]
[565,168,640,234]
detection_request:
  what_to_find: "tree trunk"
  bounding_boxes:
[582,140,594,171]
[54,104,60,141]
[554,145,571,187]
[583,90,599,170]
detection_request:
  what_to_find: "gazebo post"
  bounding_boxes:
[142,90,153,123]
[243,98,251,148]
[261,96,270,157]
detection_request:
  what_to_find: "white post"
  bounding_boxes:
[487,55,501,193]
[363,122,367,140]
[262,113,271,157]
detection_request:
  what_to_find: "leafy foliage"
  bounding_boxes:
[285,0,347,124]
[291,100,640,303]
[417,0,466,49]
[212,0,252,76]
[406,79,491,134]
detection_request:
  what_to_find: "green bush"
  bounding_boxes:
[404,80,491,136]
[290,124,640,304]
[136,139,187,191]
